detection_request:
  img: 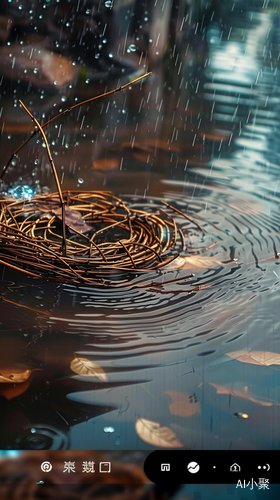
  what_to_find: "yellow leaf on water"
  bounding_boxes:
[70,357,108,381]
[209,383,275,407]
[226,351,280,366]
[0,369,32,383]
[135,417,184,448]
[0,369,32,400]
[164,255,222,271]
[164,391,200,416]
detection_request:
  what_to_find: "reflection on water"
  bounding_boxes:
[1,0,280,450]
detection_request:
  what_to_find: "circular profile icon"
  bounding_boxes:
[41,461,52,473]
[187,461,200,474]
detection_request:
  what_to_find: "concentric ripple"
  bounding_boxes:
[40,191,280,374]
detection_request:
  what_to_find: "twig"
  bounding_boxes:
[1,72,152,180]
[161,201,205,234]
[19,100,67,256]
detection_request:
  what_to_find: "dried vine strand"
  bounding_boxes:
[161,200,205,234]
[19,99,67,256]
[0,72,152,181]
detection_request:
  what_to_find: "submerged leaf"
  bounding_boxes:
[164,255,223,271]
[226,351,280,366]
[70,357,108,381]
[92,158,119,171]
[209,383,275,407]
[164,391,200,416]
[135,417,184,448]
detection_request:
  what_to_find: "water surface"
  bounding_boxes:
[1,0,280,451]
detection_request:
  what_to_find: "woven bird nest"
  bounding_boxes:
[0,73,204,286]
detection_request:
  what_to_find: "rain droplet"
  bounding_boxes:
[34,159,39,165]
[103,426,115,434]
[127,44,137,53]
[78,178,84,184]
[108,53,113,58]
[33,68,38,74]
[30,428,36,434]
[61,96,66,102]
[234,412,249,419]
[95,53,100,59]
[53,81,57,85]
[105,1,113,7]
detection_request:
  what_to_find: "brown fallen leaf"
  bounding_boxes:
[70,357,108,381]
[0,43,76,89]
[225,351,280,366]
[119,142,153,153]
[164,255,223,271]
[209,383,275,407]
[92,158,120,171]
[135,417,184,448]
[0,15,13,43]
[32,202,92,233]
[52,207,92,233]
[0,369,32,400]
[164,391,200,416]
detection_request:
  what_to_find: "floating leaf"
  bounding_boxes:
[135,417,183,448]
[164,255,222,271]
[226,351,280,366]
[164,391,200,416]
[0,369,31,383]
[209,383,275,407]
[0,369,32,400]
[70,357,108,381]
